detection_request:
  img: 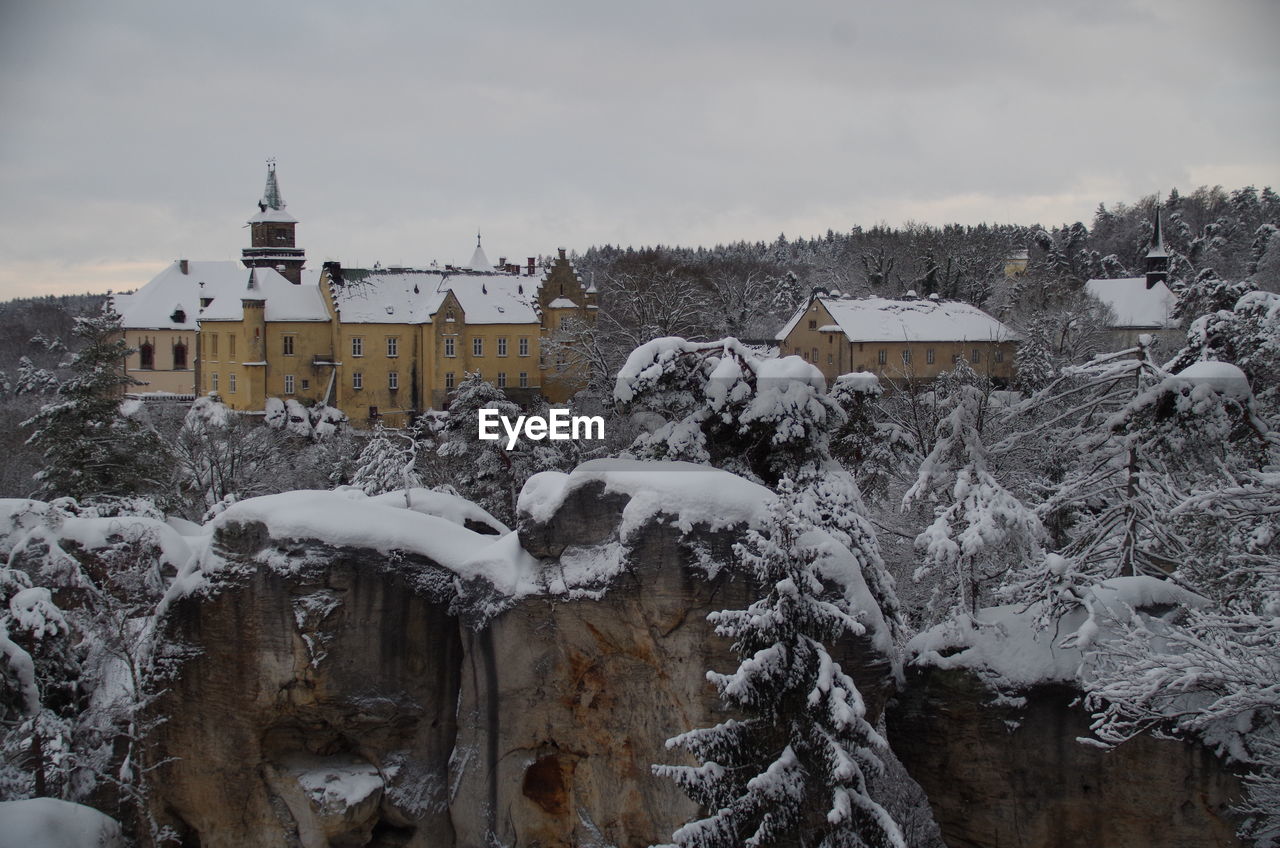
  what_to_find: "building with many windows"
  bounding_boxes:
[116,164,596,424]
[776,291,1019,385]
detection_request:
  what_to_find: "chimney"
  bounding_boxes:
[322,261,344,286]
[179,259,189,275]
[558,247,567,260]
[527,257,536,276]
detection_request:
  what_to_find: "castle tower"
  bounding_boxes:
[468,231,491,271]
[1144,205,1169,290]
[242,160,305,284]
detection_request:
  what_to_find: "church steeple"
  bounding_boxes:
[1144,203,1169,290]
[243,160,305,284]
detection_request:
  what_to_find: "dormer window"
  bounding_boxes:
[171,307,186,324]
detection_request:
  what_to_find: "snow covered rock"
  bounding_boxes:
[0,798,123,848]
[889,581,1244,848]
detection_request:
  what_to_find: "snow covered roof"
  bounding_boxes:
[247,207,298,225]
[198,267,328,322]
[468,240,491,271]
[332,270,540,325]
[777,296,1019,343]
[114,261,321,330]
[546,297,578,309]
[1084,277,1177,329]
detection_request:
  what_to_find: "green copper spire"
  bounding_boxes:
[259,159,285,211]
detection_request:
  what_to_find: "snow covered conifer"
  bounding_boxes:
[653,480,903,848]
[351,423,423,497]
[22,301,169,501]
[902,363,1043,618]
[437,372,522,520]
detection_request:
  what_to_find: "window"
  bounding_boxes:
[368,406,379,420]
[211,373,219,391]
[802,350,809,361]
[497,371,507,388]
[351,337,364,357]
[811,347,818,362]
[473,337,483,357]
[282,335,294,356]
[352,372,363,390]
[386,337,398,357]
[284,375,295,394]
[444,337,456,357]
[445,372,455,390]
[827,354,833,365]
[228,373,237,393]
[996,349,1005,363]
[139,342,155,370]
[927,348,935,365]
[300,379,310,390]
[877,349,887,365]
[902,349,912,364]
[446,308,456,322]
[209,334,218,357]
[388,371,398,390]
[808,320,817,329]
[518,337,530,356]
[229,335,236,358]
[173,342,187,369]
[519,371,528,388]
[497,337,508,356]
[972,348,981,364]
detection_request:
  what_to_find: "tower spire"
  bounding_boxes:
[469,229,491,271]
[1143,199,1169,290]
[259,158,285,212]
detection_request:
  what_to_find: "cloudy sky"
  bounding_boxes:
[1,0,1277,298]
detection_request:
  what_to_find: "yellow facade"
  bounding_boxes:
[779,299,1018,386]
[194,252,595,427]
[124,328,196,395]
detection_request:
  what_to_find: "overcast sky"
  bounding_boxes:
[1,0,1277,298]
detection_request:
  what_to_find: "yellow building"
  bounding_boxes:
[776,292,1019,386]
[119,164,595,424]
[195,250,596,426]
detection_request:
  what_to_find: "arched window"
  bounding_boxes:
[173,341,188,370]
[139,341,155,370]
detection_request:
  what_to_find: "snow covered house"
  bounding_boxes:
[117,164,596,422]
[1084,208,1180,349]
[776,292,1019,385]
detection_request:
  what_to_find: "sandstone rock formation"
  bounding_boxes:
[148,473,897,847]
[888,665,1245,848]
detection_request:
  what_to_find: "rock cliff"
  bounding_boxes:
[147,467,897,848]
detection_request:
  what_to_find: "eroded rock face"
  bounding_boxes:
[148,481,897,848]
[450,480,897,848]
[888,666,1244,848]
[151,526,462,848]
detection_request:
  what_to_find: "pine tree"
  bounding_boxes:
[653,480,904,848]
[902,363,1043,618]
[351,423,423,498]
[436,372,522,521]
[22,301,169,501]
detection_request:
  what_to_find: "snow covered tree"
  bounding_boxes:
[22,301,169,501]
[172,395,275,516]
[436,373,523,521]
[901,362,1043,618]
[653,481,904,848]
[1172,269,1255,324]
[616,338,901,630]
[827,373,914,507]
[350,423,424,498]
